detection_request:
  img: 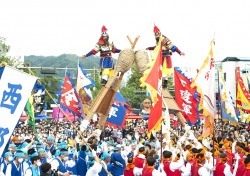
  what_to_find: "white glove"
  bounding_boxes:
[162,123,169,133]
[184,125,191,132]
[95,129,102,138]
[92,150,96,157]
[80,120,90,131]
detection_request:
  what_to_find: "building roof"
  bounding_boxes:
[221,57,250,62]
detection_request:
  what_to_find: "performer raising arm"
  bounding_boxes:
[147,24,185,88]
[82,25,121,86]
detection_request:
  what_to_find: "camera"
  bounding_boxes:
[51,169,59,176]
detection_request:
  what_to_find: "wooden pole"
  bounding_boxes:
[21,63,112,175]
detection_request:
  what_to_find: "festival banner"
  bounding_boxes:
[60,73,84,119]
[106,92,127,128]
[0,66,37,157]
[236,67,250,112]
[174,67,199,125]
[218,68,238,124]
[76,64,95,114]
[191,40,216,137]
[52,107,70,119]
[140,41,162,133]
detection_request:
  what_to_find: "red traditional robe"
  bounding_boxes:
[214,163,226,176]
[124,168,134,176]
[243,169,250,176]
[191,162,202,176]
[134,155,145,168]
[236,163,246,176]
[225,151,235,169]
[142,166,154,176]
[162,161,181,176]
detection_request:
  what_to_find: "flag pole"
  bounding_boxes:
[21,62,112,175]
[214,67,220,170]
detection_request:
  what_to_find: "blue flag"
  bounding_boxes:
[106,92,127,128]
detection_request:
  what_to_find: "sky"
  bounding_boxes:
[1,0,250,69]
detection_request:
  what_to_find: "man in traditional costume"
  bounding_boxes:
[83,25,121,85]
[147,25,185,88]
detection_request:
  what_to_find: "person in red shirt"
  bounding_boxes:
[243,155,250,176]
[223,142,235,169]
[124,157,135,176]
[142,156,166,176]
[134,146,146,175]
[235,146,249,175]
[214,153,233,176]
[191,153,211,176]
[160,150,184,176]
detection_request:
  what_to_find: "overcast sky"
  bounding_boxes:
[1,0,250,69]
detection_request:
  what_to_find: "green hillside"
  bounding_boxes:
[24,54,100,78]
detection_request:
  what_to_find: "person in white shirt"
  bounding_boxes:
[86,150,103,176]
[99,152,111,175]
[50,148,71,176]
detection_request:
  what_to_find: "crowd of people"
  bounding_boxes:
[0,116,249,176]
[1,24,250,176]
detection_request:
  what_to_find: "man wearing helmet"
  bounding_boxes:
[82,25,121,86]
[147,25,185,89]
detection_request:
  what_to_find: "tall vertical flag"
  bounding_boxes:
[236,67,250,112]
[60,73,84,119]
[140,41,162,133]
[218,68,238,124]
[174,67,199,125]
[191,40,216,137]
[106,91,128,128]
[0,66,37,157]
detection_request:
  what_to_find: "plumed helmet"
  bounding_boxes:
[101,25,108,36]
[153,25,160,33]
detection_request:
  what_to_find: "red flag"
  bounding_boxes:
[174,67,199,124]
[60,73,84,118]
[140,42,162,133]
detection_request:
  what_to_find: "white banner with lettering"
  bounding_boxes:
[0,66,37,157]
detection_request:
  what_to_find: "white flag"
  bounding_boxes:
[0,66,37,157]
[76,64,95,100]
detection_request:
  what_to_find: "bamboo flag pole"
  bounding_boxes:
[21,63,112,175]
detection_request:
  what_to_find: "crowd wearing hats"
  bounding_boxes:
[0,115,249,176]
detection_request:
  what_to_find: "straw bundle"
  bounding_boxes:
[135,50,149,74]
[115,48,135,73]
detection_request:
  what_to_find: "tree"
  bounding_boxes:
[91,68,102,99]
[120,66,147,109]
[0,37,19,67]
[39,75,60,108]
